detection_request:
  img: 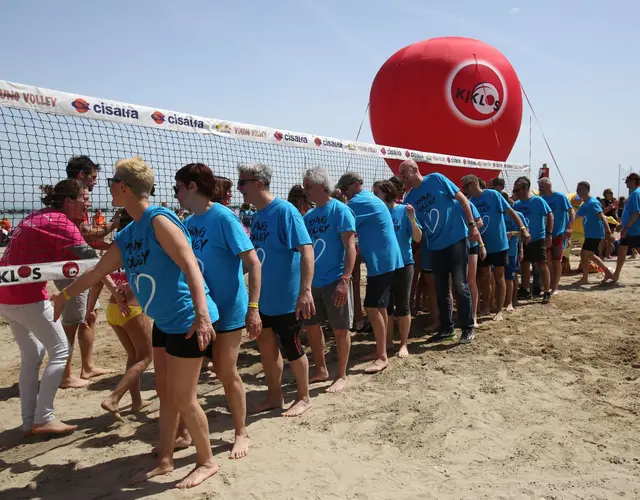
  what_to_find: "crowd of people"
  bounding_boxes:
[1,154,639,490]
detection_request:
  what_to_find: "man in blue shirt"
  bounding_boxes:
[609,173,640,283]
[574,181,614,285]
[336,171,403,374]
[538,177,575,294]
[461,175,529,322]
[302,167,357,393]
[512,176,554,304]
[399,159,480,345]
[238,163,315,418]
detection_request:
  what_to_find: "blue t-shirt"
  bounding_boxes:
[114,205,218,334]
[470,189,510,254]
[542,192,572,237]
[304,199,356,288]
[404,173,467,251]
[251,198,312,315]
[577,196,605,239]
[455,201,480,249]
[186,204,253,331]
[622,188,640,237]
[504,210,528,257]
[347,191,403,276]
[390,204,421,266]
[513,196,552,242]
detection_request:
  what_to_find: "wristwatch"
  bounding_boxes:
[467,221,476,228]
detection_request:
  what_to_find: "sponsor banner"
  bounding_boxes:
[0,80,528,172]
[0,259,99,287]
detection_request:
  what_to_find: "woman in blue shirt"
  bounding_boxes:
[373,180,422,358]
[574,181,614,285]
[175,162,262,459]
[51,157,219,489]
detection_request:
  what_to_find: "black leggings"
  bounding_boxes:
[387,264,414,316]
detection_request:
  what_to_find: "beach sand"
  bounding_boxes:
[0,262,639,499]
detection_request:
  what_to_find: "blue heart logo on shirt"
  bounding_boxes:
[313,238,326,263]
[425,209,440,233]
[131,272,156,315]
[480,215,490,235]
[256,247,266,265]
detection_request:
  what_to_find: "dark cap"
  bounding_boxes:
[336,171,364,190]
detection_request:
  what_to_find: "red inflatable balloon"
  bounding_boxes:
[369,37,522,185]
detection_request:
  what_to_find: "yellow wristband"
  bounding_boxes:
[62,288,72,301]
[519,226,526,230]
[248,302,259,309]
[479,243,485,248]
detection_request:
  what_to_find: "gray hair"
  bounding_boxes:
[237,163,272,186]
[538,177,552,186]
[303,166,333,193]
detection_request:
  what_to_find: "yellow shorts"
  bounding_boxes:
[106,303,143,327]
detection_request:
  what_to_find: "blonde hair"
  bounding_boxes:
[115,156,155,198]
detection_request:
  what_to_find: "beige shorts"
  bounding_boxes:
[54,280,101,326]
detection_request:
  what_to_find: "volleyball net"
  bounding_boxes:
[0,80,528,285]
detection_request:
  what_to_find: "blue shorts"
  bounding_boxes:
[505,255,518,281]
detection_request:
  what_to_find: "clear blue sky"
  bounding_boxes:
[2,0,638,197]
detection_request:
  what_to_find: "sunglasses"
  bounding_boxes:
[237,178,261,187]
[107,177,127,187]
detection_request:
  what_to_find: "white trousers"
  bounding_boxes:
[0,300,69,431]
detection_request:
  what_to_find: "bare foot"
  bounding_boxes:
[327,377,347,393]
[59,376,90,389]
[22,430,34,438]
[282,398,311,417]
[128,461,174,485]
[364,358,389,374]
[473,319,480,327]
[574,278,589,285]
[551,289,560,295]
[229,433,250,459]
[148,410,160,419]
[478,308,491,317]
[492,312,504,322]
[506,304,515,312]
[176,462,219,489]
[31,420,77,436]
[131,400,153,413]
[249,396,284,414]
[358,351,378,362]
[396,345,409,358]
[80,367,113,380]
[152,434,193,455]
[101,399,124,422]
[309,368,329,383]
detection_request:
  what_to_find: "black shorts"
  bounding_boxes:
[152,322,218,359]
[479,249,508,267]
[620,235,640,249]
[260,312,304,362]
[364,270,395,309]
[523,239,547,264]
[468,245,480,255]
[387,264,414,317]
[582,238,602,253]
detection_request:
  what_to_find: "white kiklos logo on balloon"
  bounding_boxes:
[313,238,326,263]
[425,209,440,233]
[481,215,490,235]
[256,247,266,265]
[132,273,156,315]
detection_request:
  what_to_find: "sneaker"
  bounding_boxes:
[542,292,552,304]
[517,287,533,300]
[428,330,456,343]
[460,328,475,344]
[532,285,542,297]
